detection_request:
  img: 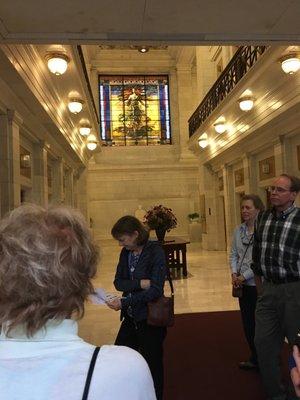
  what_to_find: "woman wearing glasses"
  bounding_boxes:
[107,216,167,400]
[230,194,264,370]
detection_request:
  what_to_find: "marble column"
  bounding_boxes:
[32,140,48,206]
[200,163,221,250]
[64,169,74,206]
[176,65,196,159]
[0,110,21,216]
[51,157,64,204]
[242,153,257,194]
[195,47,216,105]
[77,169,89,221]
[222,164,236,251]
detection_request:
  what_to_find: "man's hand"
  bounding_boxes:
[291,345,300,397]
[106,297,122,311]
[140,279,151,289]
[254,275,263,296]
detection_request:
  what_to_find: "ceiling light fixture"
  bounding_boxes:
[238,96,255,111]
[86,134,98,151]
[280,54,300,75]
[214,119,227,134]
[198,133,208,149]
[46,53,69,75]
[138,46,149,53]
[68,99,84,114]
[79,125,91,136]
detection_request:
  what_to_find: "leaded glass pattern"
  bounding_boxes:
[99,75,171,146]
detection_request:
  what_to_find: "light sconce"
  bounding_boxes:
[68,99,84,114]
[79,125,91,136]
[198,133,208,149]
[238,96,255,112]
[46,53,69,75]
[214,120,227,134]
[86,134,98,151]
[280,54,300,75]
[138,46,149,53]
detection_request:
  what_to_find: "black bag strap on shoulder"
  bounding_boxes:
[237,234,254,274]
[82,346,101,400]
[150,242,174,296]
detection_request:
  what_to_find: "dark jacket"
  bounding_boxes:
[114,241,166,321]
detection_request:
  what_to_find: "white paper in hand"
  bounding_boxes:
[89,288,119,305]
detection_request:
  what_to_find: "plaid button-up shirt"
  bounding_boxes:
[251,204,300,280]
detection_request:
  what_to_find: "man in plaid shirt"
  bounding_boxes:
[252,174,300,400]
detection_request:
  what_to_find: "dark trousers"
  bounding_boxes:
[238,285,258,364]
[255,280,300,400]
[115,317,167,400]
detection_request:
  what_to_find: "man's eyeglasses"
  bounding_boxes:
[267,186,291,194]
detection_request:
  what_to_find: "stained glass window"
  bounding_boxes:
[99,75,171,146]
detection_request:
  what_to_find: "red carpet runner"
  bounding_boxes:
[164,311,289,400]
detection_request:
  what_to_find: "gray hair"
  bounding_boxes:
[0,204,99,336]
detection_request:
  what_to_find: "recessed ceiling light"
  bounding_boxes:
[86,134,98,151]
[46,53,69,75]
[280,54,300,74]
[79,125,91,136]
[214,120,226,134]
[198,133,208,148]
[68,99,84,114]
[138,46,149,53]
[238,96,255,111]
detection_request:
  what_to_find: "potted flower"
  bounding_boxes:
[188,212,200,223]
[144,205,177,242]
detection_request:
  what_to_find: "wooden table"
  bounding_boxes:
[161,237,190,277]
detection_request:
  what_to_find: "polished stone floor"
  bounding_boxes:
[78,240,238,345]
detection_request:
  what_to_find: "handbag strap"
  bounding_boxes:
[150,242,174,296]
[237,233,254,274]
[82,346,101,400]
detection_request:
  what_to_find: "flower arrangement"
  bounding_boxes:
[144,205,177,231]
[188,212,200,221]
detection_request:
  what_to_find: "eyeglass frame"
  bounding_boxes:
[267,186,292,194]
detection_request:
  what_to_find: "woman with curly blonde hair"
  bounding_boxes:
[0,204,155,400]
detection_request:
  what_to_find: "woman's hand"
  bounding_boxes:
[140,279,151,289]
[106,297,122,311]
[232,273,241,288]
[236,275,246,286]
[291,345,300,397]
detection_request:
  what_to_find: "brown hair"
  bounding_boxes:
[280,174,300,193]
[111,215,149,246]
[0,204,99,337]
[241,194,265,212]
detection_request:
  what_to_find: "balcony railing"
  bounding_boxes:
[188,46,267,137]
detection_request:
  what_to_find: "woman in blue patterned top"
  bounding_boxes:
[107,215,167,400]
[230,194,264,370]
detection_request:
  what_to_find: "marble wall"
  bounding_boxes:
[88,147,199,240]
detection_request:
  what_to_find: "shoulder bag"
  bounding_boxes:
[147,269,174,327]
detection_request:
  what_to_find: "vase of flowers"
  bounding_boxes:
[144,205,177,242]
[188,212,200,223]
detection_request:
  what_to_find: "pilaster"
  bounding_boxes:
[51,157,64,204]
[32,140,48,206]
[0,110,21,216]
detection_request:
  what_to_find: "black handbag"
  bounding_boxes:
[232,285,243,298]
[147,272,174,327]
